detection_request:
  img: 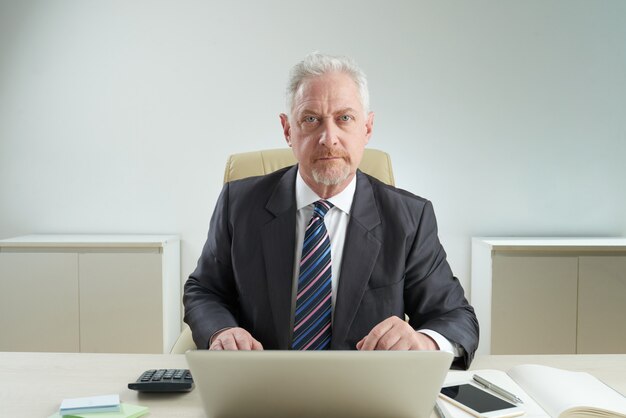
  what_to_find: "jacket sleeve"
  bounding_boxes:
[404,200,479,369]
[183,183,239,349]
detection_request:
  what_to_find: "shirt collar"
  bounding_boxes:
[295,168,356,215]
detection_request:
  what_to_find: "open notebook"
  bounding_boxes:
[442,365,626,418]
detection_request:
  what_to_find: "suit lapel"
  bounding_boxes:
[332,171,382,348]
[261,166,297,349]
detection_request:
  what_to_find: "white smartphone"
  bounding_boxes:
[439,383,525,418]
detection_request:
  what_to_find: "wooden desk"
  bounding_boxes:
[1,352,624,417]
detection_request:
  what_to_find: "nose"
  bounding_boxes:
[319,119,339,147]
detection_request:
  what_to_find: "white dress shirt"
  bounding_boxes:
[292,169,459,355]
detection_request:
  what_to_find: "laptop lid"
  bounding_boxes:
[186,350,453,418]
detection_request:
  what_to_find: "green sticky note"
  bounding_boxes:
[49,403,149,418]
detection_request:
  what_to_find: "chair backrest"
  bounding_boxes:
[170,148,395,354]
[170,324,195,354]
[223,148,395,186]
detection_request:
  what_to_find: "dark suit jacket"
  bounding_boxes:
[184,165,479,369]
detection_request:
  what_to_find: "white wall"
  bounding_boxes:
[1,0,625,297]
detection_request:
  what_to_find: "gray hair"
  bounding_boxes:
[286,52,370,116]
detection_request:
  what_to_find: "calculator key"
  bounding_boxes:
[129,368,194,392]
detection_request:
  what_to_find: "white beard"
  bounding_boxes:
[312,165,350,186]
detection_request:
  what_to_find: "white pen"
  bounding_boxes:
[473,374,524,404]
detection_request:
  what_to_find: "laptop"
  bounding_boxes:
[186,350,453,418]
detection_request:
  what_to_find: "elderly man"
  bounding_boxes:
[184,52,479,369]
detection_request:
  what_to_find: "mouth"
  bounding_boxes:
[315,155,345,162]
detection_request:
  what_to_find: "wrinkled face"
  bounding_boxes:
[280,72,374,190]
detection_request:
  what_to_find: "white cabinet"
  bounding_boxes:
[0,235,180,354]
[472,238,626,355]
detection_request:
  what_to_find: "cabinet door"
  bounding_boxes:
[79,251,163,353]
[0,252,79,352]
[492,254,578,354]
[578,256,626,353]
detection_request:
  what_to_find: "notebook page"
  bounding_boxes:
[508,364,626,417]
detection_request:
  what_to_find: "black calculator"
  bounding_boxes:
[128,369,194,392]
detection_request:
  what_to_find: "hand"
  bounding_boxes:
[356,316,439,351]
[209,327,264,350]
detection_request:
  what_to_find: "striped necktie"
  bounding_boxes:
[292,200,334,350]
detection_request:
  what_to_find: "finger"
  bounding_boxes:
[356,338,364,350]
[388,336,411,350]
[210,340,223,351]
[360,318,396,350]
[360,329,386,350]
[220,333,239,350]
[390,322,418,350]
[358,334,376,351]
[233,333,252,350]
[375,329,402,350]
[251,338,264,350]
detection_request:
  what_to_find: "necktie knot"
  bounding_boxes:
[313,200,333,219]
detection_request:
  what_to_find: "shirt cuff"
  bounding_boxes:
[418,329,464,358]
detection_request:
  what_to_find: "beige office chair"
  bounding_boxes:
[170,148,394,354]
[222,148,394,185]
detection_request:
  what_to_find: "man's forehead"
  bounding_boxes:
[297,73,358,96]
[293,74,363,113]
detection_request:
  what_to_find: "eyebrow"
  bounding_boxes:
[334,107,359,115]
[299,107,359,117]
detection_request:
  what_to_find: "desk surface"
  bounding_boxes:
[1,352,624,417]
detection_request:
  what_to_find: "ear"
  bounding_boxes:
[364,111,374,144]
[279,113,292,146]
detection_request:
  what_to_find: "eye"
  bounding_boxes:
[338,114,353,122]
[303,116,318,123]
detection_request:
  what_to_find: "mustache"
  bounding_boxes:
[313,152,349,160]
